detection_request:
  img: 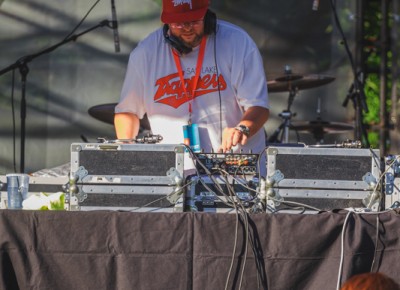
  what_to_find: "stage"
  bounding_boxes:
[1,209,399,290]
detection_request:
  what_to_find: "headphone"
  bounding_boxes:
[163,9,217,55]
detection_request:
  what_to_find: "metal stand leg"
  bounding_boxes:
[268,89,297,144]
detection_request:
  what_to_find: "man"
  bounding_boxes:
[114,0,269,157]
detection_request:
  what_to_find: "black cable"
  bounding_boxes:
[257,147,267,181]
[237,205,250,290]
[221,173,250,290]
[210,167,259,207]
[63,0,102,41]
[196,176,236,208]
[224,194,240,290]
[184,145,235,207]
[226,196,247,290]
[247,219,267,290]
[329,0,370,145]
[370,215,380,272]
[218,172,246,290]
[127,180,194,211]
[330,0,356,73]
[187,145,255,289]
[7,0,103,174]
[213,23,223,144]
[187,163,246,289]
[370,147,382,170]
[188,147,259,289]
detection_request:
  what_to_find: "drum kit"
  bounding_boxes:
[87,66,353,144]
[266,66,354,144]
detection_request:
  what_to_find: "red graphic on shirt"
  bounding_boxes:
[154,72,227,109]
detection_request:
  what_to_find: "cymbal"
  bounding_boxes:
[88,103,116,125]
[291,120,354,134]
[267,74,335,93]
[88,103,151,131]
[274,74,303,82]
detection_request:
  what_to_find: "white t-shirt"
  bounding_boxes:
[116,20,269,158]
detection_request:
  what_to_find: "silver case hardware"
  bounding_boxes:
[265,146,382,212]
[69,143,185,211]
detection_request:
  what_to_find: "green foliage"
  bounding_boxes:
[361,3,394,150]
[367,131,379,148]
[363,74,380,124]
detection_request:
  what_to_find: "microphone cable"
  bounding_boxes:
[63,0,101,41]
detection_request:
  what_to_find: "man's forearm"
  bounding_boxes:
[114,112,140,139]
[237,106,270,137]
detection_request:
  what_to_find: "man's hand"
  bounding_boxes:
[219,127,248,152]
[218,106,269,152]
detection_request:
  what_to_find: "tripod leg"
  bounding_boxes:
[268,123,285,143]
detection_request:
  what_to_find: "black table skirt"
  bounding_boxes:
[1,209,399,290]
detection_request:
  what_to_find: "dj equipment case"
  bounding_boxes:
[69,143,185,212]
[383,155,400,209]
[265,146,382,212]
[185,174,259,213]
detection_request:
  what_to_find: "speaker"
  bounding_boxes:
[163,9,217,55]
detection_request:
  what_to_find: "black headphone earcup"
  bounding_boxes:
[204,10,217,35]
[163,24,192,55]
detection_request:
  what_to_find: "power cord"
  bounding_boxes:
[185,144,262,289]
[370,215,380,273]
[336,210,353,290]
[335,210,389,289]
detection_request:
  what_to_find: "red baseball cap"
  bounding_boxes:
[161,0,209,24]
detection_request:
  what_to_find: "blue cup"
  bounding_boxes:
[6,174,30,209]
[183,123,201,153]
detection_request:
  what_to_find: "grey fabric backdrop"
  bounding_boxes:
[0,0,354,174]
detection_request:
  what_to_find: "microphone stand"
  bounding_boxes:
[342,74,370,146]
[0,20,114,173]
[329,0,370,147]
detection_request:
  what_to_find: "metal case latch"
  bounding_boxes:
[265,170,284,208]
[362,172,380,210]
[166,167,184,204]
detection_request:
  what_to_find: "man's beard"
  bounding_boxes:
[178,32,204,48]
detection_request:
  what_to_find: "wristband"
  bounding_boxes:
[234,125,250,137]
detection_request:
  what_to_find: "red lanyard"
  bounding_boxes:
[172,36,207,124]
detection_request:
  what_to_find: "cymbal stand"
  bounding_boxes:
[268,88,298,143]
[313,96,324,144]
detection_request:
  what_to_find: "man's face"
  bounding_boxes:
[169,19,205,48]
